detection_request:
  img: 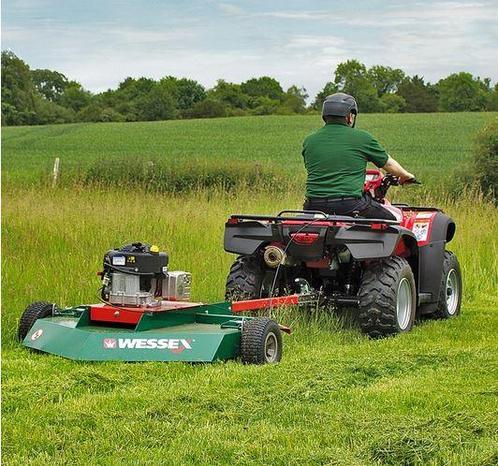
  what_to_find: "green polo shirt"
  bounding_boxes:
[302,122,389,198]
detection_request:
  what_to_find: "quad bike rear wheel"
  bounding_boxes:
[433,251,462,319]
[225,255,265,300]
[225,255,280,301]
[358,257,416,338]
[240,317,282,364]
[18,301,55,342]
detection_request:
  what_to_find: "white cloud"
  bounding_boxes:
[2,0,496,100]
[218,3,246,16]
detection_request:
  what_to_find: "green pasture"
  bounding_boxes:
[2,113,495,189]
[2,113,498,465]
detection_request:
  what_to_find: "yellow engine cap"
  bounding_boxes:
[150,245,160,253]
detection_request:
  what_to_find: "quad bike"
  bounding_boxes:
[223,169,462,338]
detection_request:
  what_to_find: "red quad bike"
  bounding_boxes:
[223,169,462,338]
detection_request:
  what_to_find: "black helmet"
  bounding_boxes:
[322,93,358,119]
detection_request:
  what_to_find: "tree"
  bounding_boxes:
[278,86,308,114]
[334,60,367,90]
[3,50,497,125]
[117,77,156,100]
[188,98,227,118]
[103,77,171,121]
[473,117,498,202]
[437,72,488,112]
[77,103,125,122]
[208,80,248,109]
[135,83,177,121]
[312,82,339,110]
[60,81,92,112]
[487,84,498,111]
[31,69,69,103]
[250,96,279,115]
[159,76,206,112]
[333,60,382,113]
[1,51,38,125]
[35,98,75,124]
[368,65,405,97]
[353,84,384,113]
[176,78,206,111]
[240,76,284,101]
[396,75,438,112]
[380,94,407,113]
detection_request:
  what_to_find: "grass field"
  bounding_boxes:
[2,113,498,465]
[2,112,494,191]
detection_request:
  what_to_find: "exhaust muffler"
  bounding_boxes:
[263,245,287,268]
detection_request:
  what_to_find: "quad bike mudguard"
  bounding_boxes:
[415,210,456,312]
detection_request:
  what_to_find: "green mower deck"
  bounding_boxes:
[20,296,304,363]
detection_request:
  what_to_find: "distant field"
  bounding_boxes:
[2,113,498,465]
[2,113,496,189]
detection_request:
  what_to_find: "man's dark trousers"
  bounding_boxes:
[304,194,396,220]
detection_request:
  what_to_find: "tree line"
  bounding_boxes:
[2,51,497,126]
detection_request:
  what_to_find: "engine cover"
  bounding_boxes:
[102,243,168,307]
[104,242,168,274]
[101,243,192,306]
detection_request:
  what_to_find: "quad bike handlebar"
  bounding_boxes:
[382,173,421,186]
[365,170,420,202]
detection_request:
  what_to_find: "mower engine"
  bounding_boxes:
[100,242,191,307]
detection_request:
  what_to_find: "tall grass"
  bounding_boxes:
[2,186,496,345]
[73,157,292,193]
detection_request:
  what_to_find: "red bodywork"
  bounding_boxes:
[365,169,438,247]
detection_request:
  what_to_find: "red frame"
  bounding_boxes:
[89,301,202,325]
[231,295,300,313]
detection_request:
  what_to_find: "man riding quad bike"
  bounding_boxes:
[223,93,462,338]
[303,92,414,220]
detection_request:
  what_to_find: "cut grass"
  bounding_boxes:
[2,305,497,464]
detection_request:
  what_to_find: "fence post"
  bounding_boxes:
[52,157,60,188]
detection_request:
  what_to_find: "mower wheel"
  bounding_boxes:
[433,251,462,319]
[358,257,416,338]
[225,255,265,301]
[18,301,55,342]
[241,318,282,364]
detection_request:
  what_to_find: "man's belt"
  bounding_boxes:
[307,196,360,202]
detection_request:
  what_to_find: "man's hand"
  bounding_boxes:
[399,172,416,184]
[383,156,414,184]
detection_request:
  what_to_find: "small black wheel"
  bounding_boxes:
[358,257,416,338]
[433,251,462,319]
[18,301,55,342]
[240,318,283,364]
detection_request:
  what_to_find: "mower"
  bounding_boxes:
[18,243,315,364]
[224,169,462,338]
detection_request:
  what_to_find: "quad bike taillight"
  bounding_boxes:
[290,232,320,245]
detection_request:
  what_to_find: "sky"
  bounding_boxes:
[2,0,497,99]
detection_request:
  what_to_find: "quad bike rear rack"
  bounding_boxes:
[229,210,401,225]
